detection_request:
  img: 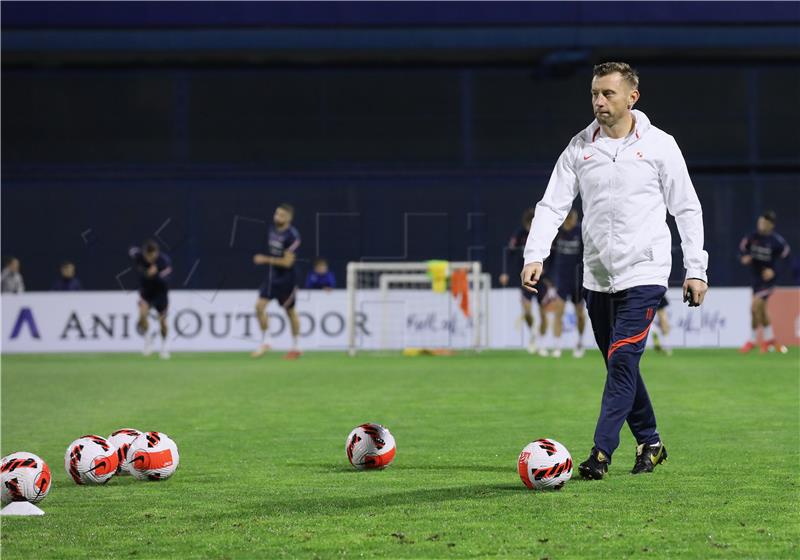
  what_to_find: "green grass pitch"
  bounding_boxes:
[2,349,798,559]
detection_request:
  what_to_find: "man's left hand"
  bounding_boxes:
[683,278,708,307]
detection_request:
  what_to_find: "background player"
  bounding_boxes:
[305,257,336,291]
[550,208,587,358]
[738,210,791,353]
[650,296,671,355]
[1,256,25,293]
[499,207,553,354]
[252,203,302,360]
[129,240,172,359]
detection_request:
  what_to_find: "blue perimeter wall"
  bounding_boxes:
[2,2,799,290]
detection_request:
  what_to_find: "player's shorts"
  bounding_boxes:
[140,288,168,314]
[259,281,297,309]
[657,296,669,310]
[520,286,547,305]
[557,282,584,304]
[752,281,776,300]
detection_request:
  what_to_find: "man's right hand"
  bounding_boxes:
[255,252,295,267]
[498,273,509,287]
[740,255,752,266]
[520,262,543,293]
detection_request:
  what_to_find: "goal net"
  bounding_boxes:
[346,261,489,355]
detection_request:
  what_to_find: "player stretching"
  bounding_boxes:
[129,240,172,359]
[738,210,791,353]
[499,208,553,354]
[521,62,708,479]
[252,203,302,360]
[550,208,587,358]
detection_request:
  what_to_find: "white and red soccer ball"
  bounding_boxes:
[125,431,179,481]
[518,438,573,490]
[346,423,396,470]
[107,428,142,475]
[1,452,52,505]
[65,435,119,485]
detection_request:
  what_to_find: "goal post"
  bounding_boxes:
[346,261,488,355]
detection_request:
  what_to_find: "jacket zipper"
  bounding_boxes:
[608,134,638,292]
[611,141,617,294]
[596,127,642,294]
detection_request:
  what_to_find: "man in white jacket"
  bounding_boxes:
[521,62,708,479]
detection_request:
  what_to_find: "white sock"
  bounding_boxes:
[261,329,269,344]
[763,325,774,340]
[292,336,299,351]
[751,328,758,342]
[161,335,168,350]
[553,336,562,350]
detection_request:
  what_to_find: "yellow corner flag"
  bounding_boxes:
[427,260,449,293]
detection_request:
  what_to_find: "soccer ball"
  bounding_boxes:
[65,435,119,485]
[345,423,396,470]
[107,428,142,475]
[518,438,573,490]
[126,432,179,481]
[1,452,52,505]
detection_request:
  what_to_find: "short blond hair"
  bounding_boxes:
[593,62,639,90]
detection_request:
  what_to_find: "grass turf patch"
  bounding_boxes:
[2,349,798,558]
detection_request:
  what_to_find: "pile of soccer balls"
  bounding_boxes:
[1,429,179,508]
[4,423,571,510]
[345,422,572,491]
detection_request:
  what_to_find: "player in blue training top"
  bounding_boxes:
[129,240,173,359]
[252,203,302,360]
[305,258,336,290]
[499,207,555,354]
[549,208,588,358]
[738,210,791,354]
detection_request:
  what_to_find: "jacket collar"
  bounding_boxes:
[582,109,652,145]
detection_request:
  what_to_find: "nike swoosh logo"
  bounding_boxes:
[650,449,663,463]
[583,154,593,160]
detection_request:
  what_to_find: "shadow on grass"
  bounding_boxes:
[289,462,512,474]
[394,464,511,474]
[189,483,534,521]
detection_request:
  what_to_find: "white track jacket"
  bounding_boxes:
[524,110,708,293]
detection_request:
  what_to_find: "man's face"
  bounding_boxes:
[274,207,292,227]
[591,73,637,127]
[757,217,774,235]
[61,264,75,278]
[144,250,159,264]
[8,259,19,273]
[314,262,328,275]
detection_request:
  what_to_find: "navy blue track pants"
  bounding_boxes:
[585,285,666,459]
